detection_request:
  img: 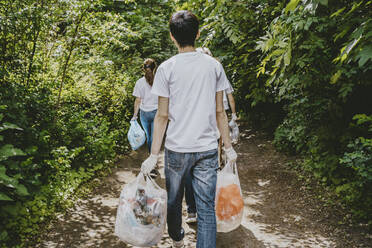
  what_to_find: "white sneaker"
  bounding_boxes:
[185,213,197,224]
[172,239,184,248]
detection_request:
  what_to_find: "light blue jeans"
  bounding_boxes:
[139,109,157,153]
[165,148,218,248]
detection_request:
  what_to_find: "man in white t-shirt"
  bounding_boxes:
[140,10,237,248]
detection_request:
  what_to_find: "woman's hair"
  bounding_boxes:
[143,58,157,86]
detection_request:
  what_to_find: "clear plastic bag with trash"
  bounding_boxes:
[215,161,244,233]
[229,119,239,144]
[128,120,146,150]
[115,173,167,247]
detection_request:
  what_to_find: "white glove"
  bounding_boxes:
[231,113,237,121]
[224,146,237,163]
[131,115,137,121]
[141,154,159,175]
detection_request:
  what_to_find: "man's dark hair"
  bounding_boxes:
[169,10,199,48]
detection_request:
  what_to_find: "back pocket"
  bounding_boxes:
[167,150,184,171]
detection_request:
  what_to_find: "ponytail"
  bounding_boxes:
[143,58,157,86]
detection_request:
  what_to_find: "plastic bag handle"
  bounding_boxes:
[138,172,163,191]
[225,161,238,176]
[135,172,162,190]
[136,172,146,186]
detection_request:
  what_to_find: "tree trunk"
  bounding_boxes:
[25,0,46,87]
[25,29,40,87]
[55,10,87,110]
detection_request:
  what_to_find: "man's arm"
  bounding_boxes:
[151,96,169,155]
[133,97,141,119]
[227,93,236,115]
[216,91,232,149]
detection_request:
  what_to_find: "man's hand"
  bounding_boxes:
[131,115,137,121]
[141,154,159,175]
[224,146,237,163]
[231,113,237,121]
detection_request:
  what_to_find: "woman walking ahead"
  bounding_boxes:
[132,58,158,153]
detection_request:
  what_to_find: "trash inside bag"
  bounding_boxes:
[229,119,239,143]
[215,161,244,233]
[115,173,167,247]
[216,184,243,220]
[128,120,146,150]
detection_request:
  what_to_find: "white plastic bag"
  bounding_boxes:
[215,161,244,233]
[229,119,239,143]
[128,120,146,150]
[115,173,167,247]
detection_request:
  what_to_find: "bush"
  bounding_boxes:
[0,0,176,246]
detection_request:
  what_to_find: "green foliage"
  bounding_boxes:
[0,0,176,246]
[337,115,372,218]
[255,0,372,219]
[0,107,29,203]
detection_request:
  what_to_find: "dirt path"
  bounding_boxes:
[37,126,371,248]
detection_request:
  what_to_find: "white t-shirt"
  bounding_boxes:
[132,77,158,112]
[223,82,234,110]
[151,52,229,153]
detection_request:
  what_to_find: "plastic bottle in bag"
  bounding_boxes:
[128,120,146,150]
[215,161,244,232]
[115,173,167,247]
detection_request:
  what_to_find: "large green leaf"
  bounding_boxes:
[318,0,328,6]
[355,46,372,67]
[0,165,10,180]
[285,0,300,13]
[15,183,29,196]
[0,165,17,187]
[0,165,29,196]
[0,144,26,162]
[0,192,13,201]
[0,122,23,132]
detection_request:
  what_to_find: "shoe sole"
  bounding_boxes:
[185,218,197,224]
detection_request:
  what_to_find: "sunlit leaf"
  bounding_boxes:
[340,36,362,63]
[0,145,26,162]
[330,70,342,84]
[285,0,300,13]
[0,122,23,132]
[284,49,291,66]
[330,7,346,17]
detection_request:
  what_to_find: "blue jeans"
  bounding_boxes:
[165,148,218,248]
[140,109,157,153]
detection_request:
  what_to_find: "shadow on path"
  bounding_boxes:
[37,126,371,247]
